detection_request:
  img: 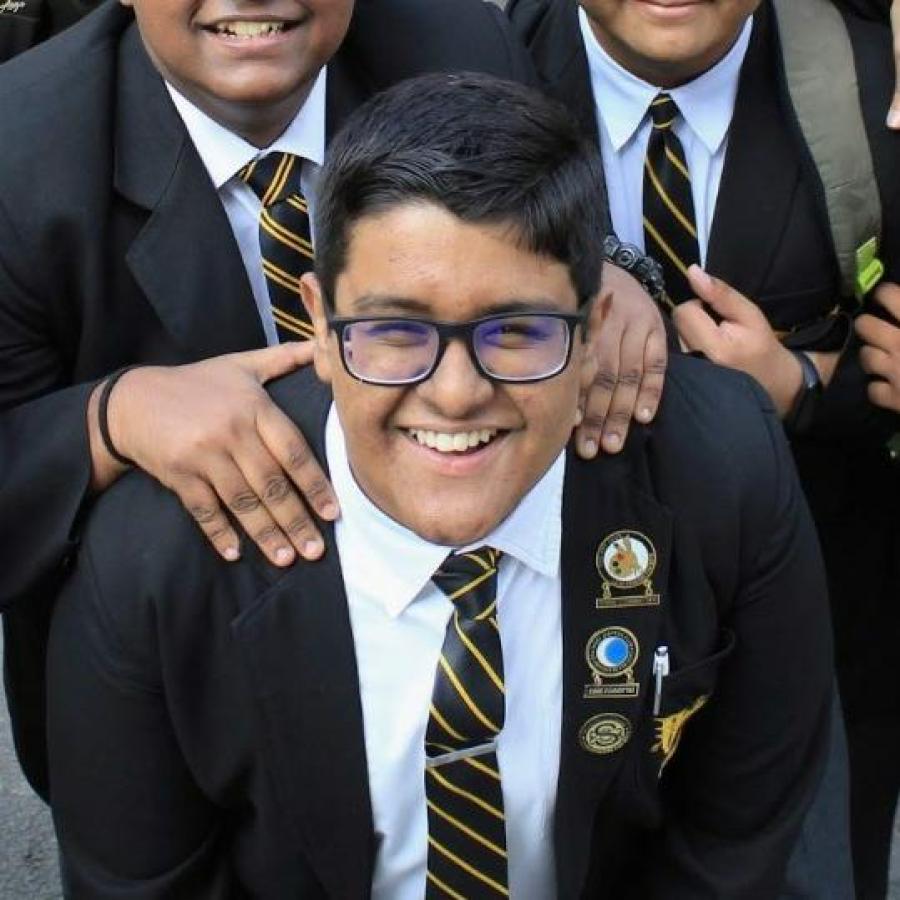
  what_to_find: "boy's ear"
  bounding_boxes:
[300,273,333,385]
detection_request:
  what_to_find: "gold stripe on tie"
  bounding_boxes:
[438,655,502,733]
[426,767,506,820]
[643,159,698,239]
[463,756,501,781]
[426,801,508,858]
[426,547,508,898]
[428,838,510,896]
[452,614,505,692]
[643,217,691,277]
[240,151,315,343]
[642,92,700,305]
[427,870,468,900]
[430,705,468,742]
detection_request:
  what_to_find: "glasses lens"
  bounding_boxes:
[474,315,570,381]
[342,319,438,383]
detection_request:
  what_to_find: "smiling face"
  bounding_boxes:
[120,0,353,146]
[581,0,759,87]
[302,202,585,547]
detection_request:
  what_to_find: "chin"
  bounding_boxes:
[403,505,508,549]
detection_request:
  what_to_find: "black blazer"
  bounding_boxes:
[508,0,900,442]
[0,0,535,791]
[46,357,833,899]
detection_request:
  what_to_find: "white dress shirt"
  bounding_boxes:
[327,407,563,900]
[578,10,752,262]
[166,71,327,345]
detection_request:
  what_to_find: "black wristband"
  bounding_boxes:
[97,365,140,467]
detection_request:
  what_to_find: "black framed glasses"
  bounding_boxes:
[327,310,587,386]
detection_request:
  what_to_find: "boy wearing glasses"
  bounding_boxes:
[46,74,832,899]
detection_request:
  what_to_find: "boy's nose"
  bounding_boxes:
[418,338,494,415]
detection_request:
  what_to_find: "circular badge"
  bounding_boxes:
[586,626,639,677]
[596,530,656,586]
[579,713,632,756]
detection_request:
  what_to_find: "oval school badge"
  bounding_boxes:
[579,713,631,756]
[584,627,640,699]
[587,626,639,676]
[595,530,660,609]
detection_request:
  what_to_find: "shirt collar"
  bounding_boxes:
[327,406,564,619]
[578,9,753,155]
[165,66,328,190]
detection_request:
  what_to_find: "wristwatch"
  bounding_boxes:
[784,350,822,435]
[602,234,667,306]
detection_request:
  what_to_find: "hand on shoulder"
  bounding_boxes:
[87,345,340,567]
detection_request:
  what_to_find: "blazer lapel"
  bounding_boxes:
[114,25,265,358]
[525,0,600,148]
[706,4,800,299]
[554,438,672,899]
[232,541,376,899]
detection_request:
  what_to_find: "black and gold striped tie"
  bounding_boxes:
[240,152,315,342]
[425,548,508,898]
[642,93,700,305]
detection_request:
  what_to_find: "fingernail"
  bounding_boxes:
[223,547,240,562]
[321,501,339,520]
[275,547,295,565]
[581,438,598,458]
[603,433,622,451]
[888,110,900,129]
[638,407,653,423]
[302,539,324,559]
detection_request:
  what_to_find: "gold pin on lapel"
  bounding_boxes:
[595,530,660,609]
[584,626,640,699]
[652,694,709,774]
[579,713,631,756]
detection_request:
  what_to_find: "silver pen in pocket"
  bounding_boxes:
[652,646,670,716]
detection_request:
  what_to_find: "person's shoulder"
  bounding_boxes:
[345,0,536,87]
[650,355,790,511]
[0,1,127,100]
[67,467,258,682]
[0,3,128,178]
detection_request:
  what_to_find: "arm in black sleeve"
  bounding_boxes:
[648,379,834,897]
[0,187,99,611]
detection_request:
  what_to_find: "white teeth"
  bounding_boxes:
[215,21,286,37]
[408,428,499,453]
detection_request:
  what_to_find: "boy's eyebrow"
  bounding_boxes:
[348,295,573,316]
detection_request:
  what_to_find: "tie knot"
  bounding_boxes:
[432,548,501,618]
[649,93,679,131]
[239,152,303,207]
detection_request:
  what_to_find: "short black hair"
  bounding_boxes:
[314,72,608,306]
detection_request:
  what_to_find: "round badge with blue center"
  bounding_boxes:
[586,626,639,678]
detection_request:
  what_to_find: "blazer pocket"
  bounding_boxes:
[650,629,736,774]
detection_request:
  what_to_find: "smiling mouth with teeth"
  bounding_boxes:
[407,428,501,454]
[210,21,292,38]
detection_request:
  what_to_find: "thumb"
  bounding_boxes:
[235,341,315,383]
